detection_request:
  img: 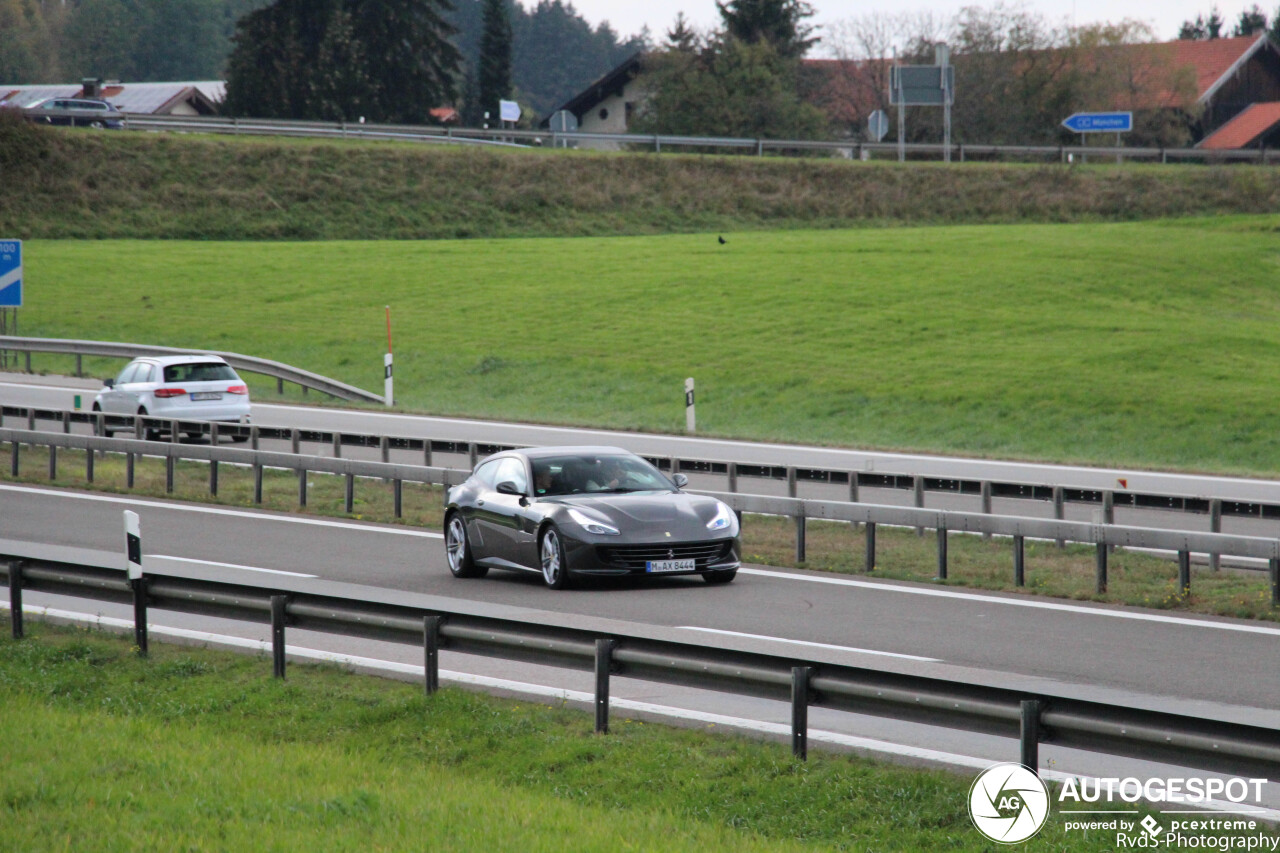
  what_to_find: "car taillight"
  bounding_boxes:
[226,385,248,395]
[154,388,186,398]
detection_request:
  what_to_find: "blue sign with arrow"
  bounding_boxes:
[1061,112,1133,133]
[0,240,21,307]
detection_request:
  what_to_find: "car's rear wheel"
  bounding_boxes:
[539,526,570,590]
[139,408,161,441]
[445,514,486,578]
[703,568,737,585]
[91,404,113,437]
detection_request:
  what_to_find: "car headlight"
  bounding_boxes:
[568,507,620,536]
[706,501,736,531]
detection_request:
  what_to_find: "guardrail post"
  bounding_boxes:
[424,615,442,695]
[791,666,812,760]
[469,443,478,468]
[75,354,82,377]
[1053,487,1065,548]
[60,410,70,433]
[1210,499,1222,571]
[380,435,389,465]
[849,472,859,503]
[394,479,403,518]
[595,638,617,734]
[332,432,342,458]
[1013,535,1025,586]
[131,576,149,657]
[277,377,284,395]
[165,452,175,493]
[47,443,56,480]
[298,468,307,506]
[210,422,218,446]
[26,409,34,431]
[1271,558,1279,607]
[795,514,806,563]
[981,482,992,539]
[787,467,797,498]
[914,476,925,536]
[1177,550,1191,596]
[95,412,106,444]
[126,451,135,488]
[209,459,218,496]
[728,462,737,493]
[170,420,180,444]
[291,428,300,454]
[251,425,260,451]
[8,439,16,476]
[1095,540,1108,594]
[936,524,948,580]
[9,559,25,639]
[423,440,433,467]
[271,595,288,678]
[253,463,263,504]
[1103,491,1115,553]
[1020,699,1041,774]
[345,474,355,513]
[865,522,876,572]
[85,439,94,482]
[134,415,143,440]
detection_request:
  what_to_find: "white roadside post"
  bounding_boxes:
[124,510,147,656]
[384,305,394,407]
[685,377,696,433]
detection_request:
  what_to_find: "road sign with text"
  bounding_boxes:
[0,240,21,307]
[1061,112,1132,133]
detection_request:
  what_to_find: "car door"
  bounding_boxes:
[120,362,156,412]
[472,456,535,569]
[101,362,140,413]
[459,459,501,560]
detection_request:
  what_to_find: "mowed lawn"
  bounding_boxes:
[21,214,1280,474]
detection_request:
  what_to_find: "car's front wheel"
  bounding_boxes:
[539,526,570,590]
[91,404,112,437]
[445,514,486,578]
[703,568,737,585]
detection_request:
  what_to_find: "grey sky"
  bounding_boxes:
[554,1,1267,52]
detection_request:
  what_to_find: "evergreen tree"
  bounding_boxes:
[666,12,700,52]
[716,0,817,58]
[1233,4,1268,35]
[477,0,512,124]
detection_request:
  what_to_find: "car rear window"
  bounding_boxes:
[163,362,238,382]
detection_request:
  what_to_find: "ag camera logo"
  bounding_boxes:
[969,763,1050,844]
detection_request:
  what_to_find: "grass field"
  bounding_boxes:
[1,619,1200,852]
[4,122,1280,240]
[18,214,1280,475]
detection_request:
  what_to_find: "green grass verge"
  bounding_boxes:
[8,446,1278,622]
[16,215,1280,475]
[4,125,1280,240]
[0,619,1205,852]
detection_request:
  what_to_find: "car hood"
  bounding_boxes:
[544,492,725,538]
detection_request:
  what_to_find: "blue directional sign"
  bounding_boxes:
[1061,112,1133,133]
[0,240,20,307]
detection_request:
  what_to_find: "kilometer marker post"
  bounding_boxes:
[381,306,391,404]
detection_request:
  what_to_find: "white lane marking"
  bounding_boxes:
[150,555,317,578]
[0,484,443,539]
[8,600,1279,822]
[677,626,939,662]
[742,567,1280,637]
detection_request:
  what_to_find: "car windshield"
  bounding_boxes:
[163,362,238,382]
[531,454,672,497]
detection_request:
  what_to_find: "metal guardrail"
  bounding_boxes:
[1,542,1278,775]
[25,109,1278,166]
[4,424,1280,602]
[0,336,383,404]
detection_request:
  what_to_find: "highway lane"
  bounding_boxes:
[7,370,1280,501]
[5,482,1279,719]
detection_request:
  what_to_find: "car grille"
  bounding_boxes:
[596,540,734,570]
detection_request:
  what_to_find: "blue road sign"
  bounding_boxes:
[1061,112,1133,133]
[0,240,21,307]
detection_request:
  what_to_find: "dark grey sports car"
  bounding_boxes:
[444,446,740,589]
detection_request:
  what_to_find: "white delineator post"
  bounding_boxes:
[124,509,147,655]
[384,305,394,407]
[685,377,696,433]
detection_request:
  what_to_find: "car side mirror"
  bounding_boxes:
[673,473,689,489]
[103,378,115,389]
[496,480,524,497]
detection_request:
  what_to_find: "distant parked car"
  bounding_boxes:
[26,97,124,129]
[93,355,251,440]
[444,446,741,589]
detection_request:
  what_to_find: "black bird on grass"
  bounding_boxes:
[718,235,726,245]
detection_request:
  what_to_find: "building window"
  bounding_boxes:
[598,107,609,121]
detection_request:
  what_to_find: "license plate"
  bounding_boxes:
[190,392,222,401]
[646,559,695,573]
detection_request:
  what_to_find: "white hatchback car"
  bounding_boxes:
[93,355,251,439]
